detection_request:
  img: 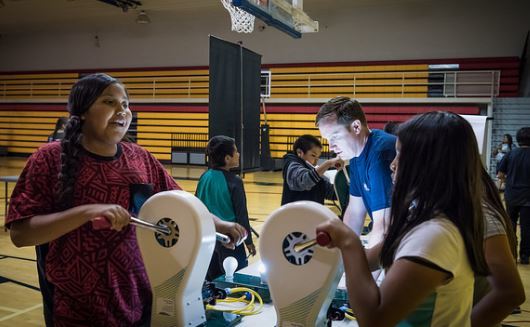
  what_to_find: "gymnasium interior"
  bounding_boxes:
[0,0,529,326]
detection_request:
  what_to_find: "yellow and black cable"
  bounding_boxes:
[206,287,264,316]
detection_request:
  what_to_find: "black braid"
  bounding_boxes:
[57,116,83,208]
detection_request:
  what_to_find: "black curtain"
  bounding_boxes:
[209,36,261,172]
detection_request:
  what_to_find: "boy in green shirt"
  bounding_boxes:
[196,135,256,280]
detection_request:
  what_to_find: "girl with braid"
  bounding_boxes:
[6,73,246,326]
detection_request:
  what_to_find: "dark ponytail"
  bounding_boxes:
[57,73,119,208]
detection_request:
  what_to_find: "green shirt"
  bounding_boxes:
[196,169,236,222]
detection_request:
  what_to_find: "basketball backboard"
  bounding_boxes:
[232,0,318,38]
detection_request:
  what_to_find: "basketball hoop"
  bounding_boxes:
[221,0,256,33]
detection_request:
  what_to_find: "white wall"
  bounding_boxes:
[1,0,529,71]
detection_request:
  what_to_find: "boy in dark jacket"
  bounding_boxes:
[281,134,343,205]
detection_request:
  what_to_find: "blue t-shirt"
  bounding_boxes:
[349,129,396,218]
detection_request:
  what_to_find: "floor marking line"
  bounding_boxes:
[0,305,18,313]
[0,303,42,322]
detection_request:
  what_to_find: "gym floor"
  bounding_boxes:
[0,157,528,326]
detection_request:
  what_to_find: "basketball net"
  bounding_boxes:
[221,0,256,33]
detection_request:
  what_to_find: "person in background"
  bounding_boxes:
[383,121,400,135]
[47,117,68,142]
[196,135,256,280]
[494,133,516,190]
[497,127,530,264]
[494,133,515,164]
[281,134,342,205]
[7,73,246,326]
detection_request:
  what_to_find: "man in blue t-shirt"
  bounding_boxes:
[317,96,396,245]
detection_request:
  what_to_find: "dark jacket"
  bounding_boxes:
[281,153,335,205]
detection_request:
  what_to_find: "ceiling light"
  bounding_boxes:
[136,10,151,24]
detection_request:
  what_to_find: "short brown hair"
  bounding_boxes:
[315,96,367,127]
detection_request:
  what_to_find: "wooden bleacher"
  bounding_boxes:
[0,73,77,99]
[136,111,208,161]
[0,57,514,161]
[268,64,429,98]
[0,105,66,155]
[107,69,209,99]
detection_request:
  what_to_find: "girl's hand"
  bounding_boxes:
[316,217,358,250]
[213,217,247,249]
[87,204,130,232]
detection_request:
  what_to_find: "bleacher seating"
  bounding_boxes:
[0,73,77,99]
[0,57,518,161]
[267,64,429,98]
[0,104,66,154]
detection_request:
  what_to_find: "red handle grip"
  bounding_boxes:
[91,216,111,230]
[316,231,331,246]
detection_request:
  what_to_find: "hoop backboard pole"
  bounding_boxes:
[272,0,318,33]
[232,0,318,38]
[239,42,245,177]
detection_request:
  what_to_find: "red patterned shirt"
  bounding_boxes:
[7,142,179,326]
